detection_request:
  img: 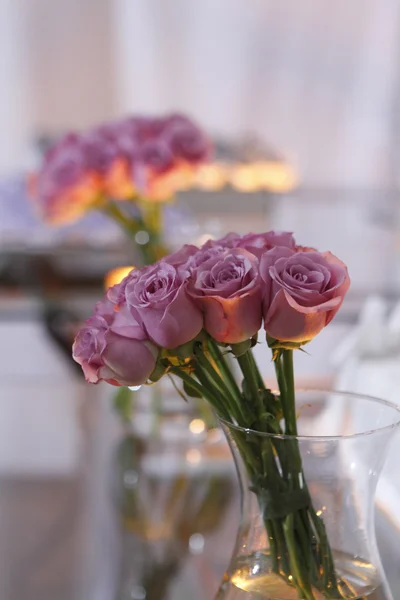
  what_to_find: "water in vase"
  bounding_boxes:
[216,550,388,599]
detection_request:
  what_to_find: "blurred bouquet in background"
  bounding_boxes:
[29,113,212,266]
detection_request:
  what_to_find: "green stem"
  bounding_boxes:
[171,367,229,421]
[206,340,247,423]
[247,350,266,391]
[272,519,291,577]
[284,514,316,600]
[275,350,343,597]
[140,199,163,235]
[195,351,235,406]
[103,201,140,234]
[281,350,297,436]
[265,519,279,573]
[103,201,163,265]
[208,340,242,400]
[274,352,287,403]
[236,350,265,421]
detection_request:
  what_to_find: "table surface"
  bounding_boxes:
[0,377,397,600]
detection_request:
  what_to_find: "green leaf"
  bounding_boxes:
[113,387,133,423]
[183,378,203,398]
[168,374,189,403]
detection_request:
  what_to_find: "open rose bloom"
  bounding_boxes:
[30,113,212,225]
[73,230,349,385]
[72,230,351,599]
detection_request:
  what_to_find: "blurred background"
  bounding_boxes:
[1,1,400,599]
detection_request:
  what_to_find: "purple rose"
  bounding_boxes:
[260,247,350,343]
[107,274,135,306]
[73,297,158,386]
[188,248,262,343]
[134,116,166,143]
[139,140,174,174]
[113,117,140,159]
[235,231,295,257]
[164,245,199,269]
[39,134,87,191]
[164,119,211,164]
[80,126,119,173]
[123,262,203,348]
[185,245,225,273]
[133,140,175,197]
[203,232,241,250]
[32,133,101,223]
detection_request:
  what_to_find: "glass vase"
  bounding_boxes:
[114,384,234,600]
[215,390,400,600]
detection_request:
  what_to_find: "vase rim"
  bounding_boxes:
[219,388,400,441]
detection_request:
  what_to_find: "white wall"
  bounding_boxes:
[0,1,31,173]
[2,0,400,188]
[0,0,116,174]
[113,0,400,188]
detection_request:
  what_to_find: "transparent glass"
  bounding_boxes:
[114,387,234,600]
[216,390,400,600]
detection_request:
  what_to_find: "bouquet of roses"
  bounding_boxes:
[73,230,350,599]
[29,113,211,265]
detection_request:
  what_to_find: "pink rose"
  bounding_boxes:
[73,297,158,386]
[133,140,175,197]
[133,116,166,143]
[112,117,140,159]
[188,248,262,343]
[163,244,199,268]
[139,140,174,174]
[295,244,318,253]
[164,118,211,164]
[235,231,295,257]
[260,247,350,343]
[36,134,86,195]
[32,133,101,223]
[80,126,120,174]
[203,232,241,250]
[122,262,203,348]
[179,245,225,275]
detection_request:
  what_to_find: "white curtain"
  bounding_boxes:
[0,0,31,173]
[113,0,400,187]
[1,0,400,187]
[0,0,116,175]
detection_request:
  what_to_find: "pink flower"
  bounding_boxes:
[80,126,120,174]
[164,117,212,164]
[188,249,262,343]
[203,231,295,257]
[260,247,350,343]
[203,232,241,250]
[295,244,317,253]
[30,133,102,223]
[133,140,176,199]
[107,274,134,306]
[235,231,295,257]
[131,116,166,144]
[139,140,174,175]
[122,262,203,348]
[73,297,158,386]
[164,245,199,269]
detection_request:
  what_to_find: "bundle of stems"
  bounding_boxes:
[169,336,343,600]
